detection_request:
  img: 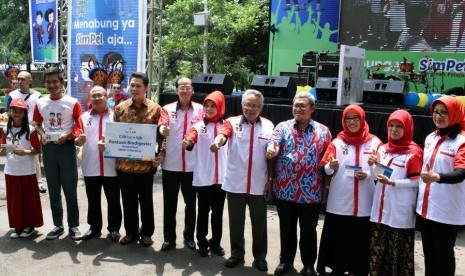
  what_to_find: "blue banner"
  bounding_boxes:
[69,0,145,109]
[29,0,59,63]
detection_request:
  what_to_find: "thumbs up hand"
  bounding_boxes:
[420,163,440,183]
[182,135,190,149]
[266,141,279,159]
[367,149,377,166]
[328,156,339,171]
[98,136,106,152]
[160,124,170,137]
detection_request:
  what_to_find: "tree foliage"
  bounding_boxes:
[162,0,269,90]
[0,0,31,64]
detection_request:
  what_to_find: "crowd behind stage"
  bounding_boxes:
[2,67,465,276]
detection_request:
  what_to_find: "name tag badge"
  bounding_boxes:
[46,132,62,142]
[374,163,393,178]
[345,165,362,177]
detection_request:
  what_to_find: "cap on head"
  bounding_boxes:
[10,98,28,110]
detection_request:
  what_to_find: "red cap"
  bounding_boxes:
[10,98,28,110]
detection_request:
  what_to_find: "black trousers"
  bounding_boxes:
[276,199,319,267]
[84,176,122,233]
[195,185,226,248]
[161,169,196,243]
[418,216,460,276]
[117,171,155,237]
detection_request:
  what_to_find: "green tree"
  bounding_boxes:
[0,0,31,64]
[162,0,269,90]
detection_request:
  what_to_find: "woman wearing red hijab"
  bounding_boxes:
[416,96,465,276]
[368,110,423,276]
[182,91,228,257]
[317,105,382,275]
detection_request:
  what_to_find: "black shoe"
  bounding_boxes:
[225,256,244,268]
[253,259,268,272]
[183,240,196,250]
[198,247,210,257]
[81,229,101,241]
[209,244,225,256]
[69,227,83,240]
[161,241,175,251]
[301,266,317,276]
[274,263,294,275]
[110,231,121,242]
[46,226,64,240]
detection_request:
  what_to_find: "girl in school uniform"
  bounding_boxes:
[1,98,43,239]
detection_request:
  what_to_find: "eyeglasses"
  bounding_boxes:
[90,93,106,99]
[293,104,310,110]
[432,110,448,117]
[178,86,193,92]
[112,86,121,90]
[242,103,261,110]
[344,116,360,122]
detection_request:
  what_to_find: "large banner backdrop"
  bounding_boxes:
[29,0,59,63]
[270,0,465,93]
[68,0,146,109]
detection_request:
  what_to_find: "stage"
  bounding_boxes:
[159,93,435,148]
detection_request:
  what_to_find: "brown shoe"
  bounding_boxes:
[119,235,136,245]
[139,235,154,246]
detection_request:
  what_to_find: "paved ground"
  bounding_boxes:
[0,157,464,275]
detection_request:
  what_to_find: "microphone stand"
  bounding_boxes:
[270,24,277,75]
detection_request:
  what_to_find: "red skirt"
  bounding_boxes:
[5,174,44,232]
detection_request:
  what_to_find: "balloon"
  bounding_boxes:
[427,93,442,107]
[417,93,428,108]
[296,85,311,93]
[405,92,420,108]
[310,87,317,100]
[457,96,465,107]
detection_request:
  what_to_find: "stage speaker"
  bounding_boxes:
[280,71,309,86]
[317,62,339,78]
[315,77,338,103]
[363,79,405,106]
[250,75,297,98]
[192,73,234,95]
[444,87,465,96]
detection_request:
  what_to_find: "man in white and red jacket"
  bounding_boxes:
[158,76,204,251]
[211,89,274,272]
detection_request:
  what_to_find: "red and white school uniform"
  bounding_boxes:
[2,126,43,232]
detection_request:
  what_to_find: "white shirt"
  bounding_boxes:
[221,116,274,195]
[416,131,465,225]
[161,101,204,172]
[79,108,116,177]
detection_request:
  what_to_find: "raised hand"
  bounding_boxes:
[98,136,106,152]
[420,163,440,183]
[159,124,170,137]
[367,149,377,166]
[266,141,279,159]
[182,135,190,149]
[328,156,339,171]
[74,132,87,147]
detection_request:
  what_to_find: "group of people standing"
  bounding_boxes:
[2,68,465,276]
